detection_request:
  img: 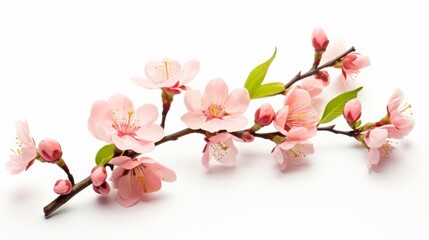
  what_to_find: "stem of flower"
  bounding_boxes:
[284,47,355,89]
[317,125,357,137]
[57,159,75,185]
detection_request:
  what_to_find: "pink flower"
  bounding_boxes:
[110,156,176,207]
[312,27,329,51]
[274,88,319,137]
[364,128,393,172]
[181,78,250,132]
[93,181,110,195]
[272,128,315,171]
[201,133,243,168]
[38,138,62,162]
[339,53,370,81]
[384,89,414,139]
[132,59,200,93]
[88,93,164,153]
[254,103,275,126]
[6,120,37,174]
[90,166,107,187]
[343,99,362,123]
[299,71,330,97]
[54,179,72,195]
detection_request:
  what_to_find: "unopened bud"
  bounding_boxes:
[38,138,62,162]
[312,27,329,51]
[93,181,110,195]
[255,103,275,126]
[90,166,107,187]
[343,99,362,123]
[54,179,72,195]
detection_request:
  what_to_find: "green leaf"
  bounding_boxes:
[244,48,277,97]
[251,82,285,99]
[95,144,116,166]
[318,86,363,125]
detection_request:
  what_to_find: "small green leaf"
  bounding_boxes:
[318,86,363,125]
[354,120,362,128]
[251,82,285,99]
[95,144,116,166]
[244,48,277,96]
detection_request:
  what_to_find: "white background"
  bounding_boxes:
[0,0,427,239]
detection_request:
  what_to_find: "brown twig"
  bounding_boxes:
[284,47,355,89]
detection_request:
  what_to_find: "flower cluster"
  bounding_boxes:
[6,27,414,218]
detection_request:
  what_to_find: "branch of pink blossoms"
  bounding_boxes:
[7,27,414,219]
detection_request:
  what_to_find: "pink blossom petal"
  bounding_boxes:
[184,90,203,111]
[201,118,229,132]
[180,60,200,85]
[110,166,126,188]
[209,141,237,166]
[181,112,207,129]
[135,124,164,142]
[131,76,158,89]
[274,106,289,136]
[88,100,113,143]
[140,158,177,182]
[222,115,248,132]
[387,89,404,113]
[16,120,32,144]
[117,176,140,207]
[201,145,211,168]
[202,78,229,107]
[272,146,285,165]
[368,148,380,165]
[365,128,388,148]
[112,135,155,153]
[122,160,142,170]
[224,88,250,115]
[289,156,305,166]
[108,93,134,114]
[109,156,132,166]
[134,104,159,126]
[285,88,312,107]
[278,141,295,151]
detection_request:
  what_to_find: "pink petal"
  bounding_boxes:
[110,166,126,188]
[224,88,250,115]
[387,89,404,114]
[201,118,229,133]
[201,145,211,168]
[209,140,237,166]
[273,106,289,136]
[6,155,26,175]
[134,104,159,126]
[109,156,132,166]
[289,156,305,167]
[184,89,203,111]
[365,128,388,148]
[135,124,164,142]
[354,54,370,69]
[222,115,248,132]
[108,93,134,113]
[278,141,296,151]
[368,148,380,166]
[181,112,207,130]
[122,160,142,170]
[272,146,285,164]
[180,60,200,85]
[208,132,231,142]
[285,88,312,107]
[111,135,155,153]
[117,176,140,207]
[140,158,177,182]
[15,120,32,145]
[88,100,113,143]
[202,78,229,107]
[131,76,158,89]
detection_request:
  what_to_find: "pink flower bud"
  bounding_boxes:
[343,99,362,123]
[312,27,329,51]
[90,166,107,187]
[315,71,330,87]
[54,179,72,195]
[255,103,275,126]
[93,181,110,195]
[38,138,62,162]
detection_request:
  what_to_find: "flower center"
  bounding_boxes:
[112,110,140,137]
[399,103,413,118]
[205,104,226,119]
[154,60,172,83]
[10,138,24,157]
[210,142,229,161]
[288,144,307,158]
